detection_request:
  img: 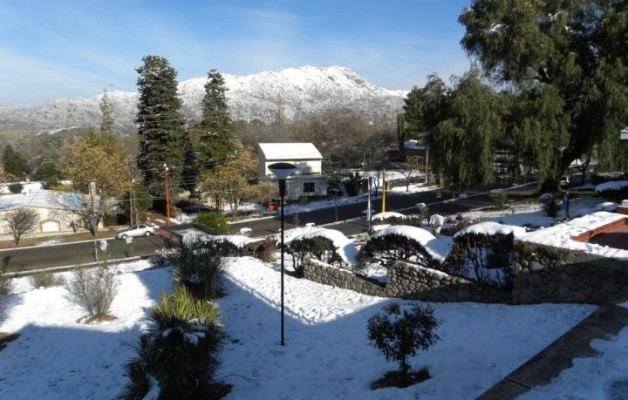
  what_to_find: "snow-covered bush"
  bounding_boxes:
[119,286,223,400]
[287,237,344,276]
[367,303,440,377]
[445,227,517,287]
[283,227,357,274]
[357,226,440,270]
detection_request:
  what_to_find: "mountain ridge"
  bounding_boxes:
[0,65,407,134]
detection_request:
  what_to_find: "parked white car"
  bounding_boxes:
[115,223,155,239]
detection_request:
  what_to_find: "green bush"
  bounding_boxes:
[367,303,440,376]
[119,287,223,400]
[488,189,508,210]
[195,211,228,234]
[30,271,65,288]
[8,183,23,194]
[170,242,224,299]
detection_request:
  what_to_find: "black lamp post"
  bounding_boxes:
[268,162,296,346]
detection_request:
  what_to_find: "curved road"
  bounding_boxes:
[1,185,536,273]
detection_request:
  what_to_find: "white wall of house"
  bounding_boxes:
[258,143,328,200]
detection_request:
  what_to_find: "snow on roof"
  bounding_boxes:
[522,211,628,260]
[259,143,322,161]
[595,180,628,193]
[369,225,445,261]
[0,190,78,212]
[282,226,357,265]
[371,211,407,220]
[455,221,527,239]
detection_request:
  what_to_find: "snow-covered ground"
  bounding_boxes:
[0,188,627,399]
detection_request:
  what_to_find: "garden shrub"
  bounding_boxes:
[286,236,342,277]
[444,232,515,287]
[8,183,22,194]
[514,243,568,269]
[367,303,440,376]
[119,286,223,400]
[169,242,224,300]
[488,189,508,210]
[357,233,438,269]
[195,211,228,234]
[30,271,65,288]
[66,264,118,322]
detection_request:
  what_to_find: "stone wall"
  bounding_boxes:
[512,247,628,305]
[304,247,628,305]
[303,259,511,303]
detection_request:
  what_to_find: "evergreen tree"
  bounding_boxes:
[435,69,504,189]
[198,69,236,171]
[135,55,187,194]
[2,144,29,180]
[100,89,115,137]
[402,74,450,181]
[460,0,628,184]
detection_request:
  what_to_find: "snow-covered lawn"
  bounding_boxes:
[0,193,627,399]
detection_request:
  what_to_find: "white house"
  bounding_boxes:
[0,190,101,238]
[258,142,328,201]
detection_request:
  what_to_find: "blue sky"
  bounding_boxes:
[0,0,472,107]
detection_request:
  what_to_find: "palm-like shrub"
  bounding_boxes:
[170,243,224,299]
[119,287,223,400]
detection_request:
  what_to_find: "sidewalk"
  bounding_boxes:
[0,228,119,250]
[476,301,628,399]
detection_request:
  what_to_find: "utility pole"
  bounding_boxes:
[164,164,171,226]
[381,168,386,213]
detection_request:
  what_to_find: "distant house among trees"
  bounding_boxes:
[258,142,328,201]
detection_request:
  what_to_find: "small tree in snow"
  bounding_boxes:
[367,303,440,377]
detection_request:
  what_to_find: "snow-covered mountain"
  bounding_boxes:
[0,66,407,134]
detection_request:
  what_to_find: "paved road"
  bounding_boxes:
[228,184,537,238]
[1,184,537,273]
[1,235,165,274]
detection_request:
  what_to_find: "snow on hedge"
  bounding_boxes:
[282,226,357,265]
[595,180,628,193]
[371,211,407,220]
[200,234,256,248]
[454,221,527,239]
[369,224,446,261]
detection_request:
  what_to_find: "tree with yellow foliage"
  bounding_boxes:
[200,146,259,214]
[59,129,135,235]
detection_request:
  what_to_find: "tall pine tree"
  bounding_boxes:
[197,69,236,171]
[136,55,187,194]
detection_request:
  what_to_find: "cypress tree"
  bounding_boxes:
[2,144,29,180]
[135,55,187,193]
[197,69,236,171]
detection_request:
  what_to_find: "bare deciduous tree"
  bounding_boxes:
[2,208,39,246]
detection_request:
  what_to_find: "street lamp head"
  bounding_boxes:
[268,162,296,180]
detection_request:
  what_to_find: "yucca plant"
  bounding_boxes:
[120,287,223,399]
[170,243,224,299]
